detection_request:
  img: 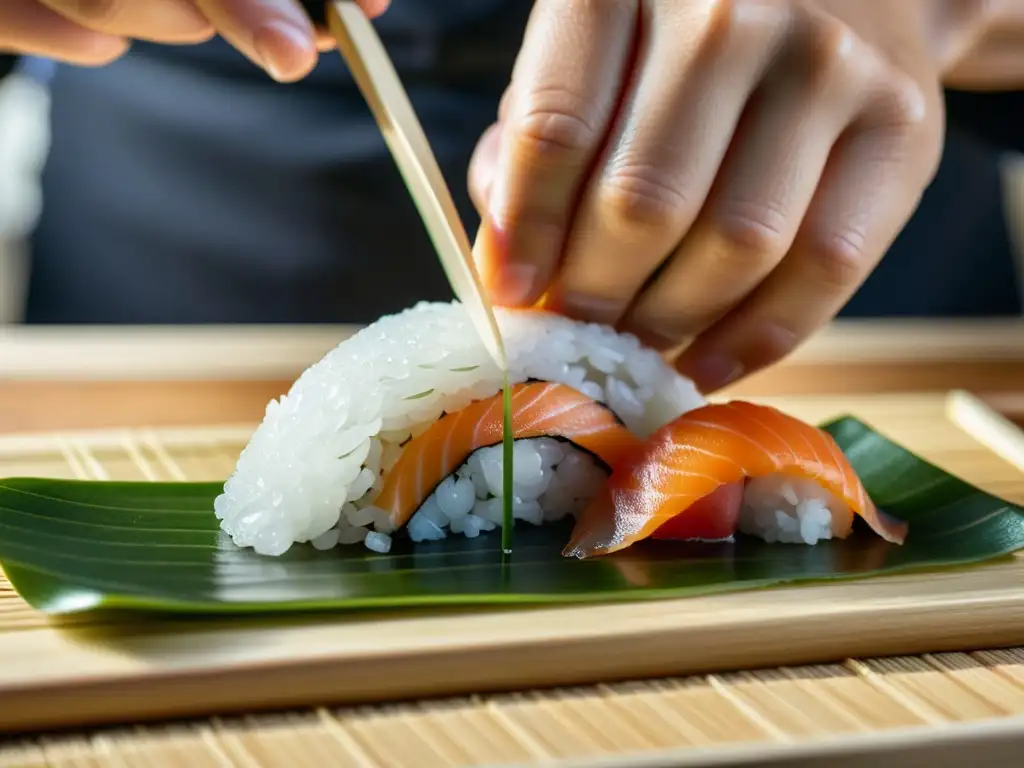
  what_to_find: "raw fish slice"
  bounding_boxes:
[563,401,907,558]
[650,482,745,542]
[377,381,642,528]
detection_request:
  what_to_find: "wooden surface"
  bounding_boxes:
[2,320,1023,433]
[0,651,1022,767]
[0,392,1021,751]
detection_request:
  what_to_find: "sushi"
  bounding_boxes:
[375,380,643,533]
[216,300,899,559]
[563,401,909,559]
[214,301,705,556]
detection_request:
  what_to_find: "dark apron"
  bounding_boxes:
[21,6,1023,323]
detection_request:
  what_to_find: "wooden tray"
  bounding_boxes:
[0,391,1021,745]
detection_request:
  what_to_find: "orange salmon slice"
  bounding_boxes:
[376,381,643,529]
[564,400,907,558]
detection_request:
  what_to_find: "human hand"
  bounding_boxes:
[0,0,390,81]
[469,0,950,393]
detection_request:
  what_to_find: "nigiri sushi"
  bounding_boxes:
[563,400,908,559]
[214,301,706,556]
[375,381,643,535]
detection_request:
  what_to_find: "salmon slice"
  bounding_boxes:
[563,400,908,558]
[376,381,642,529]
[650,481,745,542]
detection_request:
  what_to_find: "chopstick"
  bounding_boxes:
[322,0,507,369]
[947,390,1024,473]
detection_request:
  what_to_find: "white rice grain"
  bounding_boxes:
[364,532,392,553]
[739,475,841,545]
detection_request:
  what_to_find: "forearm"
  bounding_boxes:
[937,0,1024,89]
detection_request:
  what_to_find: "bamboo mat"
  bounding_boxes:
[0,650,1022,767]
[0,391,1022,766]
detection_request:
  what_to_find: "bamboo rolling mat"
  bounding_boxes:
[0,391,1022,766]
[0,649,1023,767]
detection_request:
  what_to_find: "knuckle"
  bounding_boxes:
[876,73,930,135]
[511,87,601,162]
[714,199,790,257]
[685,0,792,68]
[68,0,126,25]
[807,227,866,291]
[791,9,862,89]
[858,72,940,177]
[599,162,690,231]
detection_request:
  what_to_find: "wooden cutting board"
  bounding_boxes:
[0,391,1021,735]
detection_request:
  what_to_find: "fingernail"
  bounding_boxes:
[358,0,392,17]
[628,325,685,352]
[490,263,537,306]
[488,179,508,232]
[473,221,535,305]
[472,219,506,278]
[252,20,314,81]
[683,353,744,392]
[560,292,623,325]
[487,133,514,230]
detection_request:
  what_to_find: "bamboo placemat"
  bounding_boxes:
[0,649,1022,767]
[0,391,1022,766]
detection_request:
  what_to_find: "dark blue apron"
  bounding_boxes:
[20,5,1022,323]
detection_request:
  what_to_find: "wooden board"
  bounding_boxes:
[0,392,1022,742]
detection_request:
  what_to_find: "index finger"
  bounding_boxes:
[194,0,391,81]
[38,0,212,43]
[475,0,639,308]
[193,0,319,82]
[1,0,127,64]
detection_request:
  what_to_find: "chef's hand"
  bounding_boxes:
[469,0,957,393]
[0,0,389,81]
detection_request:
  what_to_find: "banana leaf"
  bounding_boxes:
[0,416,1021,615]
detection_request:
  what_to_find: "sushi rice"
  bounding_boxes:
[215,301,705,556]
[739,476,839,545]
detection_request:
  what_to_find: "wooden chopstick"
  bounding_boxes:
[324,1,507,369]
[947,390,1024,473]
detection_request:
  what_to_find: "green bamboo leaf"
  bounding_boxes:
[0,417,1021,615]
